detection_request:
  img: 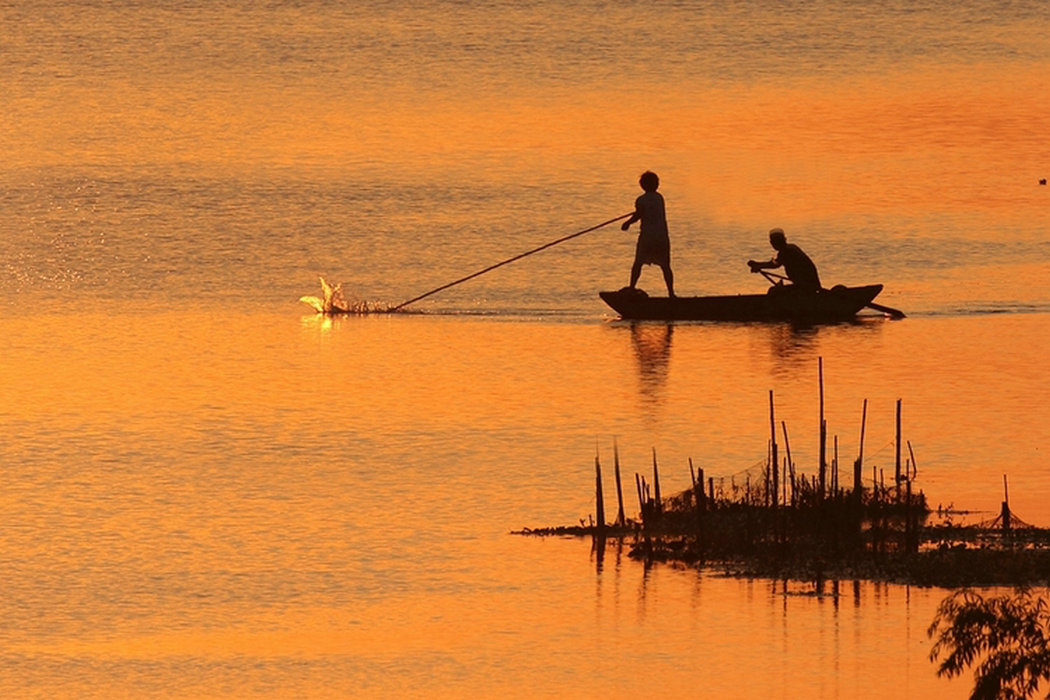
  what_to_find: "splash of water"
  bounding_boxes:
[299,277,392,314]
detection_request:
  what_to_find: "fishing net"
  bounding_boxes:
[976,505,1037,531]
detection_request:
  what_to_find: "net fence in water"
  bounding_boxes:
[976,506,1037,531]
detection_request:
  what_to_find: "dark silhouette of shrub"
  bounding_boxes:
[928,588,1050,699]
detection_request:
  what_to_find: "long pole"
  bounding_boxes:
[390,213,633,311]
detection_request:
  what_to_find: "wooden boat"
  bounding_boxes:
[599,284,889,322]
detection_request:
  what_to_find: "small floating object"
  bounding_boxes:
[1040,178,1047,185]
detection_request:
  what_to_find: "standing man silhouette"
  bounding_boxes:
[622,171,675,297]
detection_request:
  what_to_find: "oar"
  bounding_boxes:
[390,213,633,312]
[755,270,906,319]
[865,301,906,319]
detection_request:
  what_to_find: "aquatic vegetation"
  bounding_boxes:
[518,371,1050,588]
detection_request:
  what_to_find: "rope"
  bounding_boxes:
[390,212,633,311]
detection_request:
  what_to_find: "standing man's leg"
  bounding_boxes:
[661,264,675,297]
[630,261,642,289]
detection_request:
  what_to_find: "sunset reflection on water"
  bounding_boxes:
[3,0,1050,695]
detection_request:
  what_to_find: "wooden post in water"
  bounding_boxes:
[651,449,662,517]
[854,399,867,503]
[635,473,652,555]
[781,421,794,507]
[613,440,626,527]
[769,390,778,509]
[833,435,839,496]
[875,466,886,554]
[895,399,902,502]
[1001,474,1011,533]
[818,358,827,500]
[594,450,606,534]
[764,441,771,508]
[697,465,706,512]
[904,474,913,552]
[635,473,645,525]
[690,459,705,543]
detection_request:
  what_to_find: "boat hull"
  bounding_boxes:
[599,284,884,322]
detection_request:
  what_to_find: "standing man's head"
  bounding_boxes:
[639,171,660,192]
[769,227,787,251]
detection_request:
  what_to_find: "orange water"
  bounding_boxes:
[3,0,1049,696]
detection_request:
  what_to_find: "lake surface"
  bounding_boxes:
[3,0,1049,697]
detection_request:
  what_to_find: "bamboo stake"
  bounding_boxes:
[769,390,778,509]
[905,474,913,551]
[1001,474,1011,532]
[594,450,606,533]
[635,473,644,521]
[895,398,902,501]
[764,440,771,508]
[833,435,839,496]
[698,466,706,512]
[854,399,867,501]
[690,458,705,534]
[613,440,626,527]
[651,449,662,516]
[781,421,794,506]
[818,357,826,500]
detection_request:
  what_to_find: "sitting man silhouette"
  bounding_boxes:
[747,228,822,292]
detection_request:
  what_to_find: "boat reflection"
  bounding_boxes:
[629,322,674,402]
[767,322,820,375]
[767,318,885,375]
